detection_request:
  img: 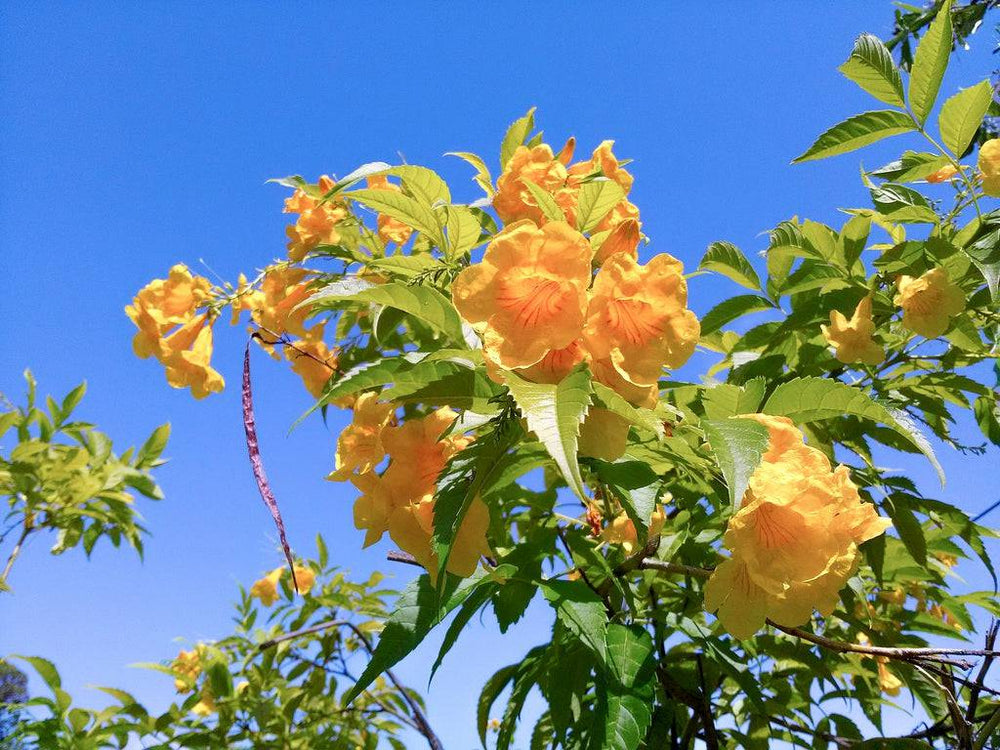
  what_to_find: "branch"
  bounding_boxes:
[1,525,32,588]
[258,617,443,750]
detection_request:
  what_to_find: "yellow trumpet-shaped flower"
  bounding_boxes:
[894,267,965,339]
[567,140,634,194]
[380,407,468,502]
[191,689,216,717]
[821,296,884,366]
[249,567,284,607]
[285,324,337,397]
[493,144,573,226]
[602,505,666,555]
[925,164,959,184]
[584,252,700,393]
[291,564,316,595]
[593,217,641,265]
[329,392,396,482]
[160,314,225,399]
[578,408,631,462]
[978,138,1000,196]
[452,220,592,371]
[703,414,891,639]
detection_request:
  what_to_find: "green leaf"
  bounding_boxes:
[384,165,451,206]
[136,423,170,468]
[541,580,607,664]
[870,183,940,224]
[600,624,656,750]
[503,366,592,500]
[444,204,484,259]
[431,423,519,585]
[343,571,485,704]
[908,0,953,126]
[311,279,466,345]
[591,381,664,438]
[343,188,446,248]
[14,655,61,691]
[939,79,993,157]
[446,151,494,197]
[700,294,774,335]
[838,33,906,107]
[429,582,497,684]
[500,108,536,169]
[702,418,770,510]
[869,150,952,182]
[763,377,944,485]
[839,213,872,267]
[886,497,927,566]
[367,254,444,279]
[792,110,916,163]
[477,664,518,748]
[521,179,567,223]
[698,241,761,290]
[974,395,1000,446]
[575,179,626,233]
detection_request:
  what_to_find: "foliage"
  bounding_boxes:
[6,538,435,749]
[0,371,168,591]
[118,2,1000,747]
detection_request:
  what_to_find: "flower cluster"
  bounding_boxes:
[171,645,215,716]
[284,175,348,261]
[330,397,490,577]
[493,140,640,263]
[452,219,698,459]
[703,414,891,639]
[125,265,224,399]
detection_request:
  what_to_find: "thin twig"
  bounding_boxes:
[258,617,443,750]
[1,525,32,588]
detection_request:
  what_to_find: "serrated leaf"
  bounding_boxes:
[792,110,916,163]
[431,424,519,585]
[869,150,952,182]
[703,418,770,509]
[700,294,774,335]
[367,254,444,278]
[136,423,170,468]
[541,580,607,664]
[329,161,392,193]
[444,204,484,259]
[503,366,592,499]
[500,108,536,169]
[886,498,927,565]
[477,664,518,748]
[521,179,567,223]
[343,571,485,704]
[870,182,940,224]
[839,33,905,107]
[343,188,446,248]
[939,79,993,156]
[446,151,494,197]
[384,164,451,205]
[763,377,944,484]
[310,280,466,344]
[429,582,497,684]
[601,624,656,750]
[14,655,61,691]
[575,179,626,232]
[908,0,953,126]
[699,241,761,290]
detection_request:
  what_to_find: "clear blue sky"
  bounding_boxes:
[1,2,997,747]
